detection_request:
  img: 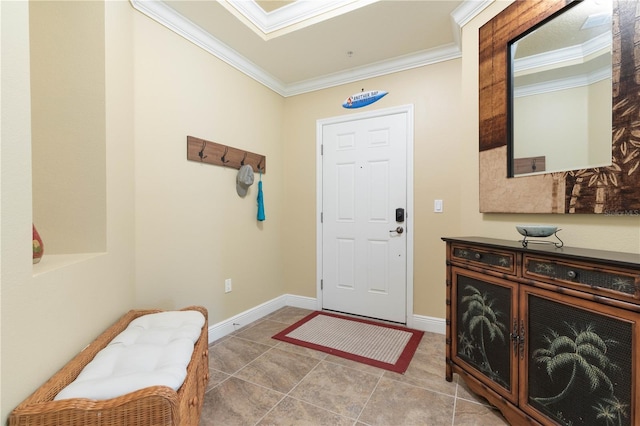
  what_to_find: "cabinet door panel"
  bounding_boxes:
[451,268,518,402]
[521,286,638,426]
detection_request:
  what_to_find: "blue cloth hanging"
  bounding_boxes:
[257,173,265,221]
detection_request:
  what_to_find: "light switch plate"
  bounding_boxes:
[434,199,443,213]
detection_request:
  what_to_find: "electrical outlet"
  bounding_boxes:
[224,278,232,293]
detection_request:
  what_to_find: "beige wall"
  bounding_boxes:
[282,60,464,319]
[30,1,107,254]
[514,79,612,174]
[514,87,590,172]
[131,12,286,323]
[1,1,136,421]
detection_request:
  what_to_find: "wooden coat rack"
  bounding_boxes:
[186,135,266,173]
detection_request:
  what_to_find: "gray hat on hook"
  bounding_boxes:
[236,164,254,197]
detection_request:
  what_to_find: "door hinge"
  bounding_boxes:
[321,279,323,290]
[320,212,323,223]
[321,144,323,155]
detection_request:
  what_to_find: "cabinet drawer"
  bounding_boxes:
[524,255,640,301]
[451,244,516,275]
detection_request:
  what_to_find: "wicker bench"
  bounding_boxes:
[9,306,209,426]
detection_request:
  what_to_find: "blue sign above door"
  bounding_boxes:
[342,90,388,109]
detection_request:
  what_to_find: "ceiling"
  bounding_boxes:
[130,0,491,96]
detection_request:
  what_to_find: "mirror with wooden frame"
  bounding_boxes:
[479,0,640,214]
[509,0,612,177]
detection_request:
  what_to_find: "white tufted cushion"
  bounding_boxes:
[54,310,205,401]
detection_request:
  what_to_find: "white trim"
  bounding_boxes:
[316,104,415,327]
[285,44,461,97]
[220,0,379,39]
[514,32,611,75]
[129,0,489,97]
[412,314,446,335]
[285,294,319,312]
[316,123,325,315]
[450,0,493,51]
[207,295,286,343]
[514,66,611,98]
[207,294,444,344]
[207,294,316,343]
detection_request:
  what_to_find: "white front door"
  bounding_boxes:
[320,107,411,323]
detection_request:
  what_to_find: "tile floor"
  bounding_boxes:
[200,306,509,426]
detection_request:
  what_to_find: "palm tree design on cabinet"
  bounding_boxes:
[458,283,509,388]
[528,302,632,426]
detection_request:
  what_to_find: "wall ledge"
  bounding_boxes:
[32,253,106,277]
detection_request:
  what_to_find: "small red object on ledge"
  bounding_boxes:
[33,224,44,264]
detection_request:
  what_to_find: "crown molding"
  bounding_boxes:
[284,43,462,97]
[450,0,493,49]
[514,32,611,75]
[220,0,379,40]
[130,0,487,97]
[514,66,611,97]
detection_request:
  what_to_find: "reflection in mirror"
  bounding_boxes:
[509,0,612,177]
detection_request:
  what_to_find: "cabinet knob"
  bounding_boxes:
[567,270,577,279]
[474,253,482,260]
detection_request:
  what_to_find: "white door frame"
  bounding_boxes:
[316,104,415,326]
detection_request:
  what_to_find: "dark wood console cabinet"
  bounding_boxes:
[442,237,640,426]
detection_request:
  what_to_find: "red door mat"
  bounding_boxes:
[272,311,424,373]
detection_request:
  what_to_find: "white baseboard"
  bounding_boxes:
[207,294,317,343]
[411,314,446,335]
[284,294,318,311]
[207,294,444,343]
[207,295,285,343]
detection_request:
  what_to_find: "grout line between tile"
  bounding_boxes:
[320,357,385,378]
[254,358,359,424]
[451,377,459,426]
[282,393,358,423]
[354,374,384,425]
[282,357,322,398]
[381,371,458,399]
[251,392,288,426]
[204,367,231,394]
[226,333,277,349]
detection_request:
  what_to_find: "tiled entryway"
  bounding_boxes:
[200,306,509,425]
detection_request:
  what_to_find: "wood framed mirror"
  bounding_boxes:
[479,0,640,214]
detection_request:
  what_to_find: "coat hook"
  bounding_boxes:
[240,152,247,166]
[257,156,264,172]
[221,146,230,164]
[531,158,537,172]
[198,141,207,161]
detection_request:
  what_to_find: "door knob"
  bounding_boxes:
[390,226,404,234]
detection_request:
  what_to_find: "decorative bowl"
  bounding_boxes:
[516,225,558,238]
